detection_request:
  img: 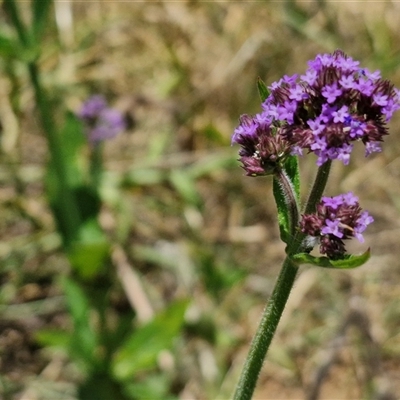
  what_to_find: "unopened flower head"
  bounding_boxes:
[231,114,293,176]
[232,50,400,168]
[79,95,126,143]
[300,192,374,259]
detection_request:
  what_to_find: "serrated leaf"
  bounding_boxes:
[112,299,188,380]
[257,77,270,102]
[291,248,371,269]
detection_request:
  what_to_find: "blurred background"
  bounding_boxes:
[1,1,400,399]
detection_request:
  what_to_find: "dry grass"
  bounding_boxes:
[1,1,400,399]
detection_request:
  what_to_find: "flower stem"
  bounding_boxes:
[28,62,82,245]
[233,256,298,400]
[5,0,82,245]
[233,161,332,400]
[275,167,299,237]
[304,160,332,215]
[3,0,30,47]
[90,142,104,190]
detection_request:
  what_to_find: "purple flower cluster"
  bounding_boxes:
[232,50,400,171]
[231,115,293,176]
[79,95,126,143]
[300,192,374,259]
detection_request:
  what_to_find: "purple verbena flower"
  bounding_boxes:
[79,95,126,143]
[321,83,343,103]
[232,50,400,168]
[300,192,374,259]
[232,50,400,174]
[79,95,107,119]
[231,114,293,176]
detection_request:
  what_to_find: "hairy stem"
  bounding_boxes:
[304,160,332,215]
[233,161,332,400]
[275,167,299,237]
[233,256,298,400]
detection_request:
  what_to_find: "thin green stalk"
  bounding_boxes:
[275,167,299,238]
[90,143,103,190]
[3,0,31,47]
[6,0,81,244]
[233,160,332,400]
[304,160,332,215]
[28,62,82,244]
[233,256,298,400]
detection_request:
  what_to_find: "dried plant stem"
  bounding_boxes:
[233,161,332,400]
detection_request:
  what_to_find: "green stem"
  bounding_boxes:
[233,257,298,400]
[90,142,103,190]
[275,167,299,238]
[6,0,81,244]
[3,0,31,47]
[304,160,332,215]
[27,62,82,244]
[233,161,332,400]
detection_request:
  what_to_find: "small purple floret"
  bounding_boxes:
[79,95,126,143]
[321,83,343,103]
[232,50,400,169]
[300,192,373,259]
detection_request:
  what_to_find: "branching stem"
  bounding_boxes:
[233,160,332,400]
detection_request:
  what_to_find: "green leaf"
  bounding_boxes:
[0,29,40,61]
[45,112,86,215]
[124,168,165,187]
[113,299,189,380]
[67,219,110,279]
[74,185,102,222]
[0,31,20,58]
[273,176,289,243]
[257,77,270,102]
[197,250,245,302]
[35,328,71,351]
[31,0,52,41]
[201,123,226,145]
[169,169,202,207]
[283,155,300,202]
[62,277,98,367]
[124,374,178,400]
[79,373,130,400]
[187,150,238,179]
[291,248,371,269]
[272,156,301,244]
[61,112,87,187]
